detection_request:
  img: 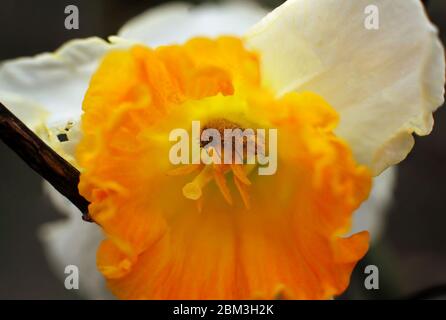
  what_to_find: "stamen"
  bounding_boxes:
[213,166,233,205]
[230,164,251,185]
[234,175,251,209]
[182,165,214,200]
[182,182,202,200]
[180,161,256,207]
[177,118,259,208]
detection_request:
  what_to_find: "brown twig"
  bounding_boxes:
[0,102,92,222]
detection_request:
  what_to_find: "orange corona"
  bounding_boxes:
[77,37,372,300]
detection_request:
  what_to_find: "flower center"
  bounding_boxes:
[168,118,257,210]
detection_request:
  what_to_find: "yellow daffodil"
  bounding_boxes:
[1,0,444,299]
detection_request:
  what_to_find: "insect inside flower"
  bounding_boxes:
[0,0,444,300]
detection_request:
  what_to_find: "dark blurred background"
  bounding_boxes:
[0,0,444,299]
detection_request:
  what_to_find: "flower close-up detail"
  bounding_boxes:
[78,37,372,299]
[0,0,444,300]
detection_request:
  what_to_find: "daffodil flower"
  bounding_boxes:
[1,0,444,299]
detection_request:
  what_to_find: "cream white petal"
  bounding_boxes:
[0,37,126,165]
[245,0,445,175]
[39,182,113,300]
[0,38,124,297]
[118,1,267,46]
[351,166,396,242]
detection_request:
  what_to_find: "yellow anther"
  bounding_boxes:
[182,165,213,200]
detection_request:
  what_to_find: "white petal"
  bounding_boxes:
[39,182,113,300]
[246,0,445,175]
[351,166,396,242]
[118,1,267,46]
[0,37,126,165]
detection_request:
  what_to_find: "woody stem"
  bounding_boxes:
[0,102,91,222]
